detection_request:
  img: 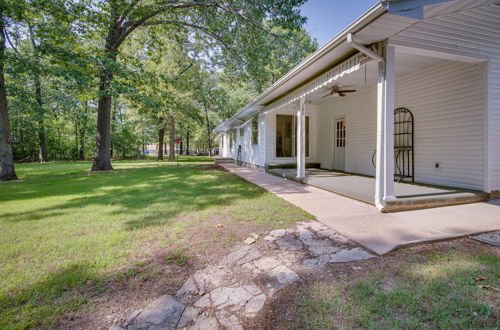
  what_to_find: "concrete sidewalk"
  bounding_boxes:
[221,164,500,255]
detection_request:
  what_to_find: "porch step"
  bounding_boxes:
[266,162,321,170]
[214,157,234,164]
[382,191,490,212]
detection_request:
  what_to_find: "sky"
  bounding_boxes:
[300,0,379,47]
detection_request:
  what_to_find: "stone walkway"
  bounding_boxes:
[471,230,500,247]
[109,221,374,330]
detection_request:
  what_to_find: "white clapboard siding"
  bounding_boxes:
[390,3,500,191]
[231,113,266,167]
[317,85,377,176]
[317,60,485,190]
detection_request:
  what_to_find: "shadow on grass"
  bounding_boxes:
[1,165,267,230]
[0,161,310,329]
[0,263,103,329]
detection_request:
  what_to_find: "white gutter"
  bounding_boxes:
[347,33,384,62]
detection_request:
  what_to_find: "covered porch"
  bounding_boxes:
[262,33,488,212]
[268,168,488,212]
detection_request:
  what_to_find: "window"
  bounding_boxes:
[252,117,259,145]
[239,128,244,137]
[276,115,293,157]
[276,114,309,157]
[230,130,235,149]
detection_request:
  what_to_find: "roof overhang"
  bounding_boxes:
[213,0,495,133]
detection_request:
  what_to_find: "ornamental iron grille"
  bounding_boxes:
[394,108,414,182]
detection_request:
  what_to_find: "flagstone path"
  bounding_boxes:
[109,221,375,330]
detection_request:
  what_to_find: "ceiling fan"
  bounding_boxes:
[322,86,356,98]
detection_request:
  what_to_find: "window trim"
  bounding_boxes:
[252,117,259,145]
[275,114,310,158]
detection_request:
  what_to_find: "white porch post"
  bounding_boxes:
[375,44,396,210]
[297,96,306,179]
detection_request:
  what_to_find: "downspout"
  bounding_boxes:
[347,32,386,210]
[347,33,383,63]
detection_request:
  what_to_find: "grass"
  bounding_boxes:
[164,250,190,266]
[290,244,500,329]
[0,157,312,329]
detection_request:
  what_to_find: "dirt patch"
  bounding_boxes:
[197,164,227,171]
[56,222,498,330]
[55,213,293,329]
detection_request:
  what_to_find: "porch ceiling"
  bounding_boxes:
[306,51,448,105]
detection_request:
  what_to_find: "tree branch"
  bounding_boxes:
[175,62,193,80]
[214,3,280,38]
[4,30,20,56]
[141,20,244,65]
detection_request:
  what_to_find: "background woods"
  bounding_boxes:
[0,0,317,180]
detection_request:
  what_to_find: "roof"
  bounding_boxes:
[214,0,493,133]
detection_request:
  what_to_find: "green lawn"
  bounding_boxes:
[290,243,499,329]
[0,157,311,329]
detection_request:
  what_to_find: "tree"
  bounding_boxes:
[0,8,17,180]
[80,0,307,171]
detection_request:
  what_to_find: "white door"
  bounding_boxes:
[333,118,346,171]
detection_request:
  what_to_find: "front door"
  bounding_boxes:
[333,118,346,171]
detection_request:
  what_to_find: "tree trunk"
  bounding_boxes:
[78,102,88,160]
[179,130,183,156]
[29,25,47,163]
[74,120,79,159]
[157,118,164,161]
[92,64,114,171]
[186,129,190,156]
[168,114,175,162]
[204,107,212,157]
[110,98,118,159]
[34,80,47,162]
[0,18,17,181]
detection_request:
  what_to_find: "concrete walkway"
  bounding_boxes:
[222,164,500,255]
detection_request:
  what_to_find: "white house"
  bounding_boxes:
[215,0,500,211]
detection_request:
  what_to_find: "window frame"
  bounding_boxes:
[252,117,259,145]
[275,114,310,158]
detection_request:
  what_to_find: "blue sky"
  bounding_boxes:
[300,0,379,46]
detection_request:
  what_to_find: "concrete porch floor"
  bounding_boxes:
[221,163,500,255]
[268,168,489,212]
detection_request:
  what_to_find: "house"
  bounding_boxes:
[215,0,500,212]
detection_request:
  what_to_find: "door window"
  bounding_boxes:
[336,119,345,148]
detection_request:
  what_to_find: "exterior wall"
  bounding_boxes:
[390,2,500,191]
[219,132,231,158]
[264,104,319,164]
[317,60,485,191]
[230,113,266,167]
[317,85,376,176]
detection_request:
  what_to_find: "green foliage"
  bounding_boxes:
[2,0,317,163]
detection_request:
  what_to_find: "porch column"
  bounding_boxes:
[296,96,306,179]
[375,44,396,210]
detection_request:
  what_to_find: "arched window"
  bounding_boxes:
[394,108,414,182]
